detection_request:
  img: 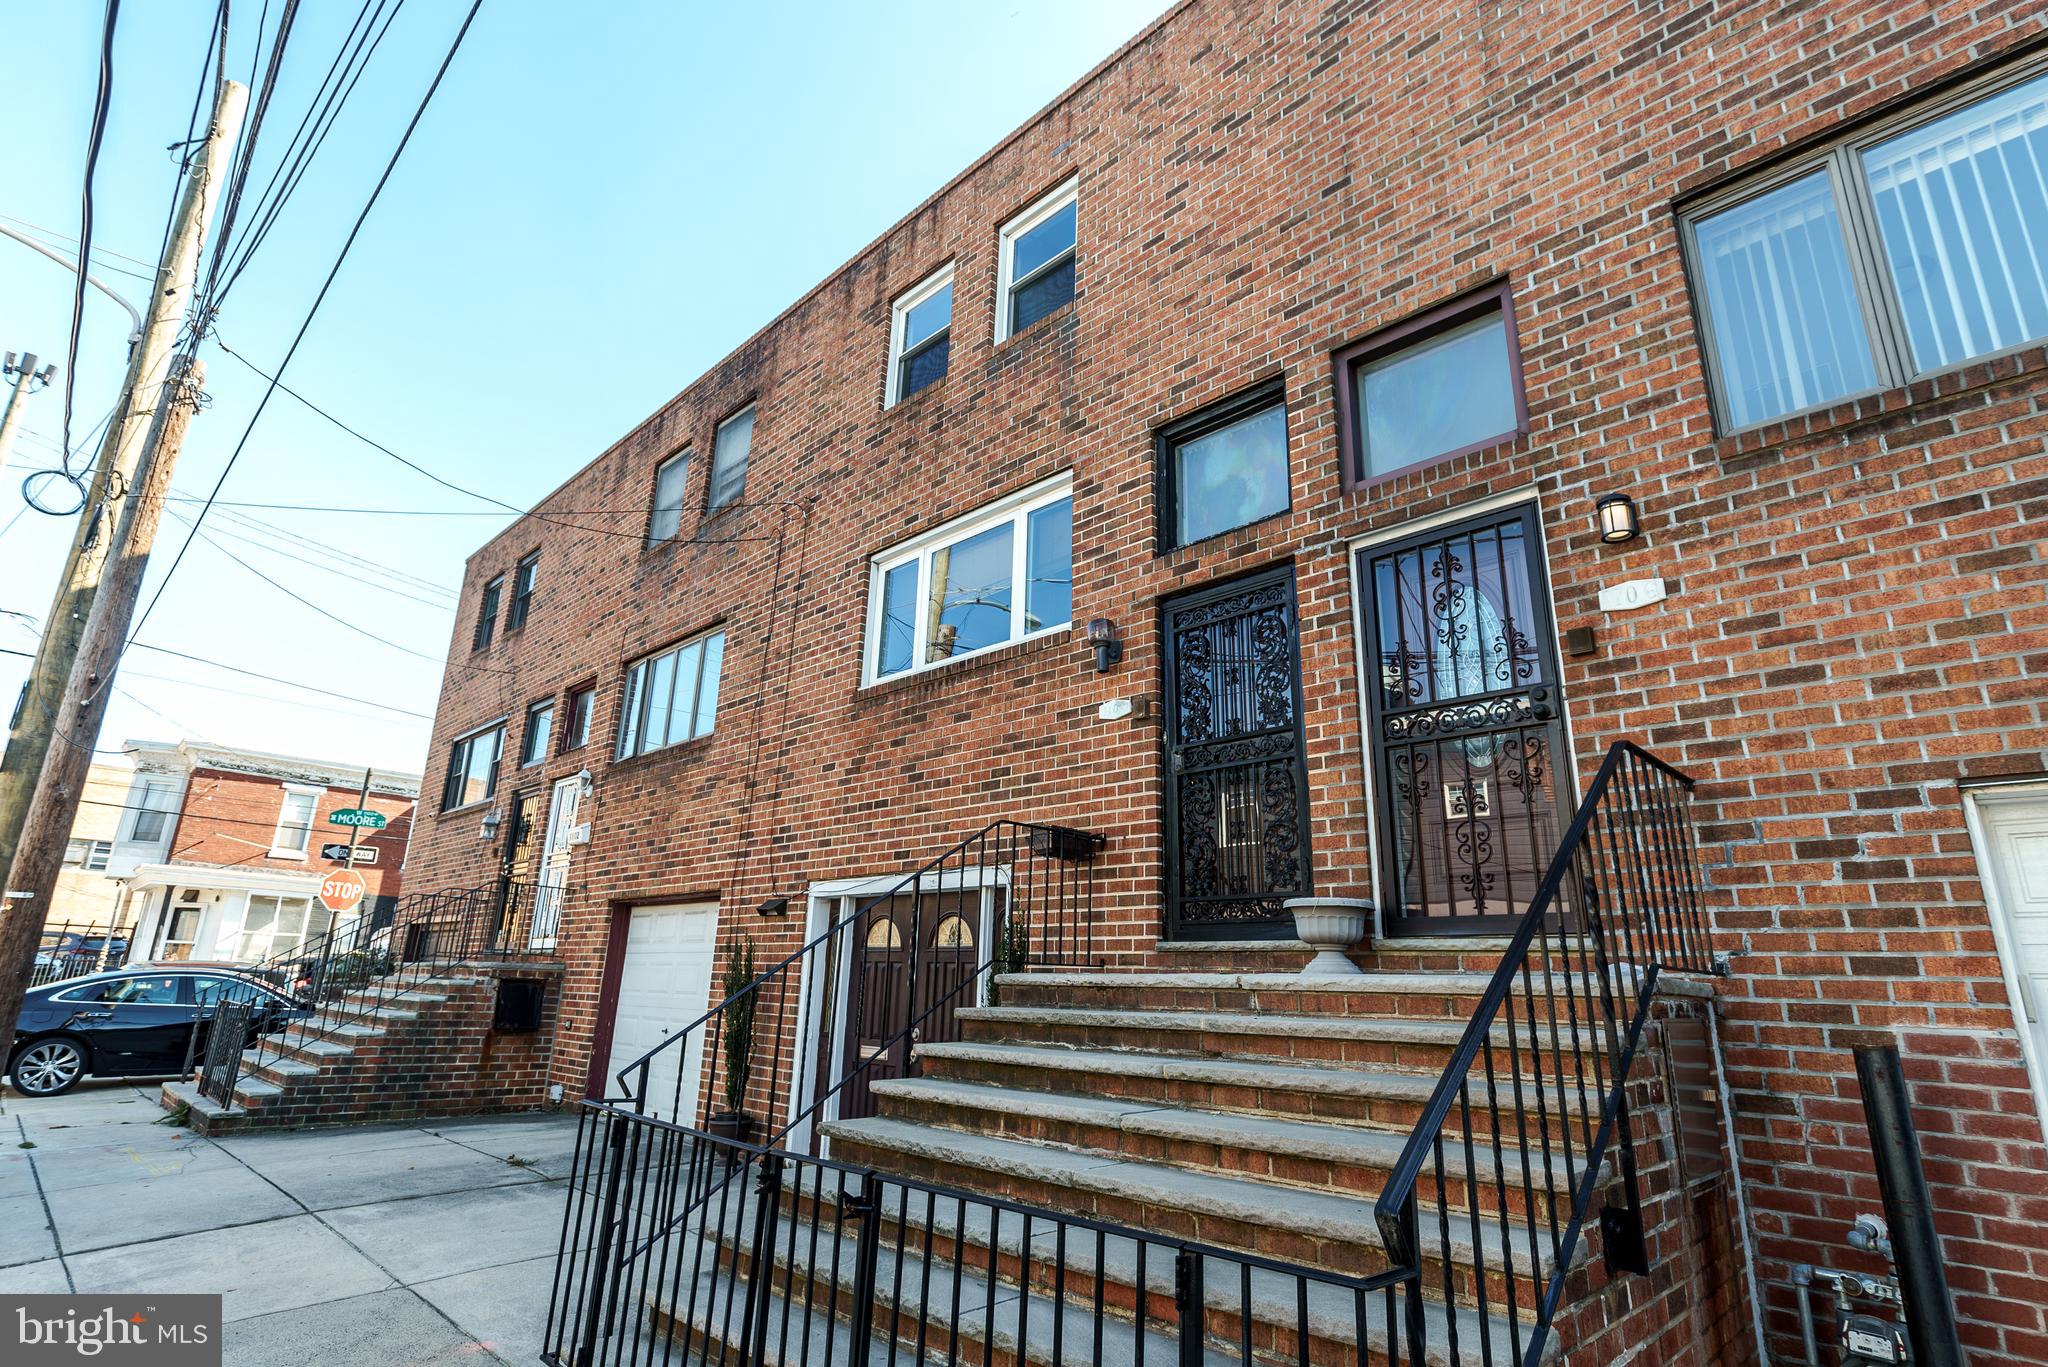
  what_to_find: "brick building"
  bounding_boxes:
[403,3,2048,1363]
[116,740,417,966]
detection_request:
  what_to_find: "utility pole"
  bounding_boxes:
[0,77,247,1032]
[0,352,56,484]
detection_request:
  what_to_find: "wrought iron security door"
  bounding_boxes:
[1163,565,1312,938]
[1358,505,1570,935]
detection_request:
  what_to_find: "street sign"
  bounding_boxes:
[318,869,367,915]
[328,808,387,830]
[319,843,379,865]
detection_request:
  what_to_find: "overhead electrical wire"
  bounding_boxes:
[186,527,453,665]
[154,0,229,275]
[56,0,125,477]
[163,506,455,611]
[126,643,434,719]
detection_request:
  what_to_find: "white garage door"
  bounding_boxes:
[605,902,719,1123]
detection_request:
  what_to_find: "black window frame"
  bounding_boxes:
[1155,378,1292,554]
[441,722,507,812]
[506,553,539,632]
[473,575,504,651]
[562,682,595,752]
[520,698,555,768]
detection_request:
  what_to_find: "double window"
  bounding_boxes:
[236,895,324,962]
[647,451,690,545]
[507,553,539,632]
[996,180,1078,341]
[1158,381,1291,549]
[1334,283,1527,487]
[443,723,506,811]
[887,267,954,405]
[866,475,1074,683]
[1683,62,2048,432]
[270,787,320,858]
[706,406,755,511]
[521,699,555,767]
[617,630,726,759]
[474,576,503,651]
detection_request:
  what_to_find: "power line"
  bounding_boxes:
[154,0,229,274]
[205,502,456,599]
[58,0,124,475]
[163,506,457,611]
[126,642,434,719]
[0,214,157,284]
[71,794,414,836]
[186,526,453,666]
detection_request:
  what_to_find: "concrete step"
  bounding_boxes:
[866,1079,1581,1222]
[992,972,1498,1018]
[1148,937,1550,977]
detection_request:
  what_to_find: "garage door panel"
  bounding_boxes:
[606,902,719,1122]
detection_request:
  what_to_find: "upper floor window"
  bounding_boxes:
[473,575,503,651]
[507,553,539,631]
[128,779,176,844]
[521,699,555,767]
[647,451,691,545]
[563,683,595,751]
[707,406,755,511]
[1158,381,1291,549]
[442,722,506,811]
[1335,283,1526,487]
[271,786,320,858]
[887,267,954,406]
[865,474,1073,684]
[997,180,1077,342]
[63,839,112,871]
[1683,62,2048,431]
[617,630,726,759]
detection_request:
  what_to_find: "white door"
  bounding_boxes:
[530,776,580,951]
[1970,787,2048,1137]
[604,902,720,1122]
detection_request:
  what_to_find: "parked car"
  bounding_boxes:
[7,967,305,1097]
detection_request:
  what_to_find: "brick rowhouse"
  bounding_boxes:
[406,2,2048,1362]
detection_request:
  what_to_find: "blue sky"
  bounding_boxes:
[0,0,1168,777]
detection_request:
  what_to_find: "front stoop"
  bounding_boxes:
[159,959,566,1134]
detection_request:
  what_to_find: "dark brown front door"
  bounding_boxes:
[1162,565,1313,939]
[836,891,981,1123]
[1357,504,1570,936]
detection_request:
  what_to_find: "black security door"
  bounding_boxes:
[1357,504,1571,936]
[1163,565,1313,939]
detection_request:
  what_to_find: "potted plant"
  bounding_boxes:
[983,914,1030,1006]
[707,934,757,1143]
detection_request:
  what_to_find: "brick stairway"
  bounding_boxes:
[649,941,1612,1367]
[162,960,562,1134]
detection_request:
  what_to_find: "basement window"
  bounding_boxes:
[865,473,1073,684]
[996,180,1078,342]
[887,266,954,406]
[617,629,726,759]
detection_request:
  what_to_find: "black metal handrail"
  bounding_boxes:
[1372,740,1717,1367]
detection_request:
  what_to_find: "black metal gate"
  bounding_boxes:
[1162,565,1312,939]
[1358,503,1570,936]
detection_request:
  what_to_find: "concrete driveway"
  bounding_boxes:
[0,1080,582,1365]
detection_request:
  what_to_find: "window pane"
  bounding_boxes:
[663,641,704,744]
[694,633,724,735]
[64,839,87,866]
[928,522,1013,662]
[1863,73,2048,373]
[903,281,952,350]
[877,561,918,676]
[648,454,689,544]
[1025,497,1073,634]
[617,664,645,757]
[643,650,678,752]
[276,793,315,850]
[1011,256,1075,333]
[899,335,950,400]
[524,704,554,764]
[1174,402,1289,545]
[132,783,170,843]
[709,407,755,509]
[1012,199,1076,282]
[1693,173,1878,428]
[1355,310,1521,478]
[567,688,593,747]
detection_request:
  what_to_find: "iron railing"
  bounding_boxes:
[1372,740,1718,1367]
[31,918,135,988]
[193,997,257,1104]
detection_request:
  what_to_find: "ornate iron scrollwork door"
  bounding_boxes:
[1163,565,1313,939]
[1358,505,1571,936]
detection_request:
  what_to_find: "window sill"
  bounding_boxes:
[1158,505,1293,559]
[607,731,715,775]
[266,849,309,861]
[991,299,1078,357]
[858,628,1075,701]
[883,374,949,416]
[435,801,494,822]
[1718,342,2048,462]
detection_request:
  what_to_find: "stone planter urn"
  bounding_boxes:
[1282,897,1374,976]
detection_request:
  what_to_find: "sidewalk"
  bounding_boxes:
[0,1080,580,1365]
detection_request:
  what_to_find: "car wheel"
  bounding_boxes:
[10,1037,87,1097]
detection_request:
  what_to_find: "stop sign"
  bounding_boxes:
[318,869,367,915]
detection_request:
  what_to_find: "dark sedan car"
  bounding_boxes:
[8,967,305,1097]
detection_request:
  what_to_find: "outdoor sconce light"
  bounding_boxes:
[1595,493,1640,545]
[757,897,790,917]
[478,808,503,841]
[1086,618,1123,672]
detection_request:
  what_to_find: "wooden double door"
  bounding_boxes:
[834,890,983,1123]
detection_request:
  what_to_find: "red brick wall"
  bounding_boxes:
[168,767,414,901]
[405,2,2048,1361]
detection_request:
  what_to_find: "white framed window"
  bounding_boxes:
[442,722,507,811]
[996,179,1078,342]
[63,839,112,871]
[886,266,954,406]
[270,785,321,858]
[864,473,1074,684]
[706,405,756,511]
[617,629,726,759]
[235,894,327,962]
[647,450,691,545]
[128,779,177,844]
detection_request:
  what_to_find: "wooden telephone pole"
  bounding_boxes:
[0,78,247,1034]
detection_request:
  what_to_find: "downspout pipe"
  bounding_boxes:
[1854,1045,1968,1367]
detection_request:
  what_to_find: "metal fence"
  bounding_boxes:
[31,919,134,989]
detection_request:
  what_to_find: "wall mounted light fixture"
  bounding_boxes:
[1086,618,1123,672]
[478,808,503,841]
[1595,493,1640,544]
[757,896,790,917]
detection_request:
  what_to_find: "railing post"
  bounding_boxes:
[574,1111,632,1367]
[740,1151,784,1367]
[845,1177,883,1367]
[1397,1197,1428,1367]
[1174,1248,1203,1367]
